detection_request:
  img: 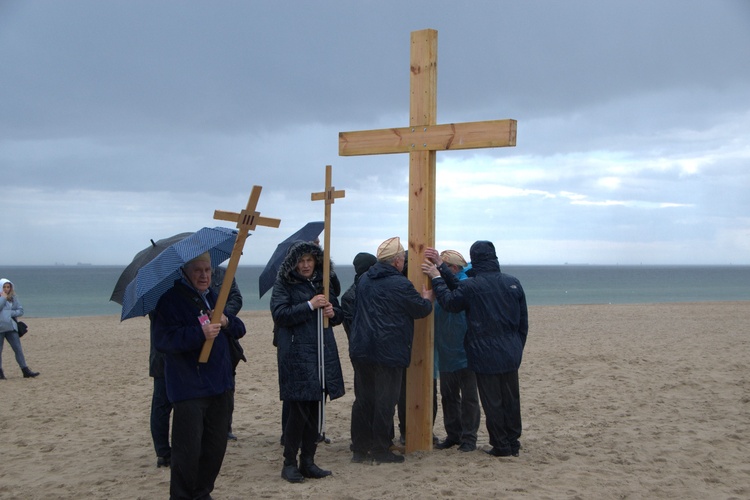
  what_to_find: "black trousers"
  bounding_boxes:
[150,376,173,459]
[283,400,319,466]
[170,391,231,500]
[351,361,402,454]
[439,367,480,445]
[476,370,522,454]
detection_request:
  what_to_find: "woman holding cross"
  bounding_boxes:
[270,240,345,483]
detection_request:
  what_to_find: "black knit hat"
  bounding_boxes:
[352,252,377,277]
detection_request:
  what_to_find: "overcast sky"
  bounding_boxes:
[2,0,749,266]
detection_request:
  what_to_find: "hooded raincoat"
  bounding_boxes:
[0,279,23,333]
[432,241,528,375]
[270,241,345,402]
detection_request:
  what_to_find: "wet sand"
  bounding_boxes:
[1,302,748,499]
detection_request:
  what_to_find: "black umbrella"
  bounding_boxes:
[258,221,325,298]
[110,232,193,305]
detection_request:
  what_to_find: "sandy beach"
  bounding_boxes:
[1,302,748,499]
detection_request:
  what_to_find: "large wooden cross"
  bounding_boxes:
[198,185,281,363]
[339,29,517,452]
[311,165,345,327]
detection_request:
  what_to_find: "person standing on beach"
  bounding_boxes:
[271,241,345,483]
[148,266,243,468]
[341,252,377,339]
[0,278,39,380]
[349,237,433,464]
[422,241,528,457]
[152,252,246,499]
[424,249,480,453]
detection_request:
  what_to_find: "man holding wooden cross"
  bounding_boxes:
[152,252,247,499]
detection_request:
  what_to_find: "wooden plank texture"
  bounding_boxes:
[339,120,517,156]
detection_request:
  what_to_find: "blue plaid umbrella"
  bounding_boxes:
[119,226,238,321]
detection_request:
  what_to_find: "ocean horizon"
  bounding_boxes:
[2,264,749,319]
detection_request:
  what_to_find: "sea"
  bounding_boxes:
[1,264,749,319]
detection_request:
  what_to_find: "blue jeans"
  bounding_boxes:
[0,329,28,370]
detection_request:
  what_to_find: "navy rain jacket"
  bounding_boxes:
[152,279,246,403]
[270,241,345,402]
[350,261,433,368]
[431,241,528,374]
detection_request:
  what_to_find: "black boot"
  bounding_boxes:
[281,461,304,483]
[299,457,332,479]
[22,367,39,378]
[0,369,5,380]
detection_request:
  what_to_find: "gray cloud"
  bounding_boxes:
[1,0,749,265]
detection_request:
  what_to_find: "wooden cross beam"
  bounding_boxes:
[311,165,345,327]
[338,29,517,452]
[198,185,281,363]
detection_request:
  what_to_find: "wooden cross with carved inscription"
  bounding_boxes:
[338,29,517,452]
[311,165,345,327]
[198,185,281,363]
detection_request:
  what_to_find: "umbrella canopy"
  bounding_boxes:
[258,221,324,298]
[119,226,238,321]
[110,232,193,305]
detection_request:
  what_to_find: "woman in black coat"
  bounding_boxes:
[270,241,345,483]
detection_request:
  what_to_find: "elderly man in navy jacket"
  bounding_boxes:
[349,237,433,464]
[153,252,246,499]
[423,240,528,458]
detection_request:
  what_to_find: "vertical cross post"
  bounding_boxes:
[311,165,346,327]
[338,29,517,452]
[198,185,281,363]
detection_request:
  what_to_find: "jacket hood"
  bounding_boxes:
[0,278,13,288]
[278,241,332,284]
[468,241,500,274]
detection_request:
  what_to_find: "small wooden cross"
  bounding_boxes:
[339,29,517,452]
[310,165,345,327]
[198,185,281,363]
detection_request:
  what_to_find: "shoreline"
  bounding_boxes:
[1,302,749,499]
[20,298,750,320]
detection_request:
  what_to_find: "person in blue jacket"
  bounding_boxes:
[152,252,246,499]
[349,237,433,464]
[0,278,39,380]
[425,249,481,453]
[148,266,244,468]
[271,241,344,483]
[422,240,528,458]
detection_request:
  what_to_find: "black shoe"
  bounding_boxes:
[458,442,476,452]
[156,456,171,468]
[351,451,371,463]
[435,438,459,450]
[22,367,39,378]
[299,461,332,479]
[316,434,331,444]
[227,432,237,441]
[0,369,5,380]
[372,451,405,464]
[484,447,514,457]
[281,464,305,483]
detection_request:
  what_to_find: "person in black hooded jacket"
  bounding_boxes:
[422,240,528,458]
[270,241,345,483]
